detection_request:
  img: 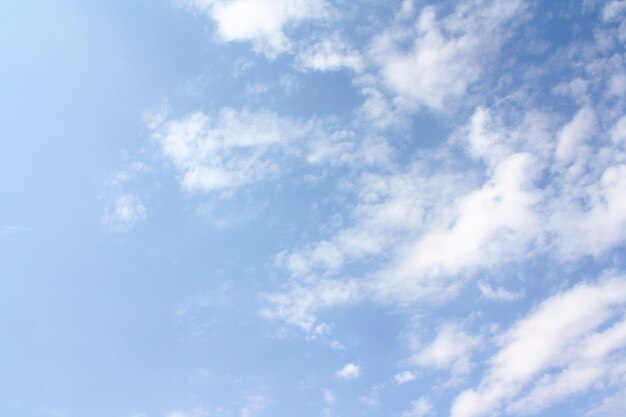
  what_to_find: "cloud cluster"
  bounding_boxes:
[267,89,626,327]
[144,1,626,416]
[150,108,309,193]
[149,108,392,195]
[296,32,363,72]
[178,0,332,56]
[369,0,526,110]
[410,322,482,376]
[452,276,626,417]
[401,397,433,417]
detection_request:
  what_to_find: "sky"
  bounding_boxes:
[2,1,626,417]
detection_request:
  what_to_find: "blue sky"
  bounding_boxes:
[2,1,626,417]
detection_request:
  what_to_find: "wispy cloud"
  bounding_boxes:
[239,395,271,417]
[410,322,482,376]
[478,281,523,301]
[149,108,391,196]
[0,225,30,235]
[103,194,147,231]
[401,397,433,417]
[296,32,363,72]
[451,276,626,417]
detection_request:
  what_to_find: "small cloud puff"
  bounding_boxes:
[401,397,433,417]
[178,0,332,57]
[394,370,417,384]
[323,389,335,405]
[478,281,523,301]
[103,194,147,232]
[336,362,360,379]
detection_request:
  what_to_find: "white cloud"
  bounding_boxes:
[610,115,626,144]
[410,323,482,375]
[550,164,626,258]
[359,383,385,408]
[313,323,330,337]
[244,81,271,96]
[103,160,150,232]
[98,2,626,417]
[276,164,463,279]
[261,279,361,331]
[165,408,234,417]
[450,276,626,417]
[585,389,626,416]
[464,106,508,164]
[0,225,30,236]
[239,395,270,417]
[323,389,335,405]
[478,281,523,301]
[354,0,528,125]
[179,0,331,57]
[555,106,597,164]
[506,362,609,415]
[602,0,626,22]
[397,0,415,20]
[150,107,390,196]
[359,393,379,408]
[369,0,526,109]
[267,107,546,325]
[607,71,626,97]
[336,363,360,379]
[373,152,539,303]
[265,90,626,326]
[354,74,406,129]
[394,371,417,385]
[143,98,171,130]
[304,323,347,350]
[305,132,393,168]
[151,108,309,193]
[401,397,433,417]
[143,19,626,417]
[103,194,147,231]
[297,32,363,72]
[106,161,148,188]
[328,340,346,351]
